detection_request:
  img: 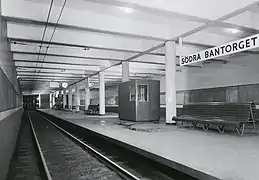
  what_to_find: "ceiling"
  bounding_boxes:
[2,0,259,94]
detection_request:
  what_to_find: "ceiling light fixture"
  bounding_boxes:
[118,6,134,14]
[83,47,90,51]
[62,82,68,88]
[227,28,240,34]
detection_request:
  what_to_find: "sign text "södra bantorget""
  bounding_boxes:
[180,34,259,66]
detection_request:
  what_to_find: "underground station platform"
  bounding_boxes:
[39,109,259,180]
[3,1,259,180]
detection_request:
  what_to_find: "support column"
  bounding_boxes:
[122,61,130,82]
[165,41,177,124]
[99,72,105,115]
[75,84,80,112]
[50,93,53,108]
[63,89,67,109]
[84,78,90,111]
[53,92,56,106]
[38,93,41,108]
[68,87,72,110]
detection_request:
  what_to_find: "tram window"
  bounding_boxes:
[138,84,148,102]
[129,84,136,101]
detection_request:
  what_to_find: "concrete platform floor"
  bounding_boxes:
[39,109,259,180]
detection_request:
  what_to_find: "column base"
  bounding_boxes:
[166,122,177,125]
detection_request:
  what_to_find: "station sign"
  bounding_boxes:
[49,82,60,88]
[180,33,259,66]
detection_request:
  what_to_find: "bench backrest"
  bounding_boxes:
[182,102,255,122]
[250,102,257,121]
[88,104,99,111]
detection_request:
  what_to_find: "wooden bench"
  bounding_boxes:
[84,104,99,115]
[172,102,257,135]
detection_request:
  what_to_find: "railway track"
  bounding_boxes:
[38,111,197,180]
[7,111,197,180]
[28,111,138,180]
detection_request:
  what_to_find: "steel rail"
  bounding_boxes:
[38,112,140,180]
[28,112,52,180]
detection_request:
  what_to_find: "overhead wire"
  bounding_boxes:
[32,0,54,81]
[33,0,68,89]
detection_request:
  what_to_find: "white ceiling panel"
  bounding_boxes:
[184,30,240,46]
[225,9,259,31]
[2,0,204,39]
[97,0,259,20]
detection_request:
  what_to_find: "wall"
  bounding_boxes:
[166,54,259,91]
[89,86,118,105]
[0,3,23,179]
[158,54,259,104]
[83,54,259,108]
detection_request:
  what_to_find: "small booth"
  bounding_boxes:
[118,80,160,121]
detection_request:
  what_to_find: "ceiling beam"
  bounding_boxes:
[20,79,64,82]
[16,65,93,71]
[19,79,110,83]
[19,77,82,81]
[12,51,123,61]
[4,16,165,41]
[18,74,135,80]
[16,65,165,75]
[17,70,87,76]
[18,74,83,79]
[18,73,83,78]
[9,38,165,56]
[14,59,99,66]
[17,72,146,78]
[12,51,166,65]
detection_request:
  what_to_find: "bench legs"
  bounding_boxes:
[192,122,197,128]
[217,125,225,134]
[236,124,245,136]
[202,124,209,131]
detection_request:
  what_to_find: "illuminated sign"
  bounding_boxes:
[49,82,59,88]
[180,34,259,66]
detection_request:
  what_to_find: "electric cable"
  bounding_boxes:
[33,0,68,91]
[32,0,54,81]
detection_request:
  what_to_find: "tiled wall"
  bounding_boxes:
[89,83,259,106]
[0,10,23,180]
[176,83,259,104]
[0,69,22,111]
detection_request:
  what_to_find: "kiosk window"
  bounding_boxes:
[129,84,136,101]
[138,84,148,102]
